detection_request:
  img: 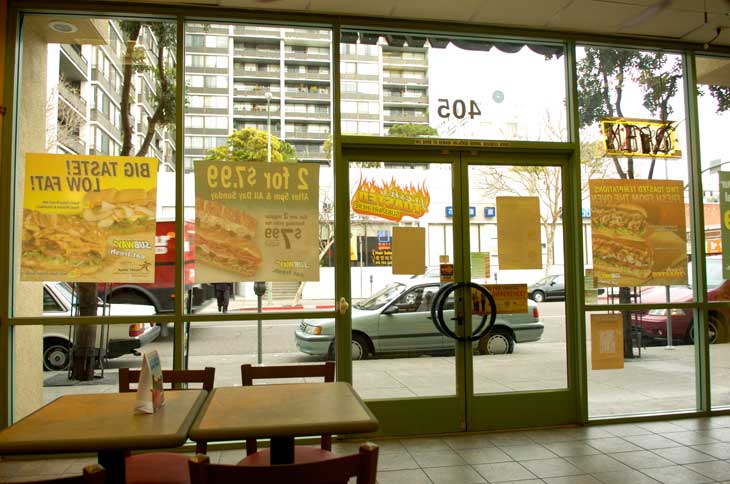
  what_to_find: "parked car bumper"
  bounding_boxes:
[512,323,544,343]
[295,330,334,356]
[106,324,161,359]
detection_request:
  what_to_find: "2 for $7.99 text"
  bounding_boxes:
[206,164,311,191]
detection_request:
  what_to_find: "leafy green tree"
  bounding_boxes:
[204,127,297,163]
[386,123,438,137]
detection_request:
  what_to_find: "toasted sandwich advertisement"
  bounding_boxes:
[194,161,319,283]
[589,179,687,287]
[21,153,157,282]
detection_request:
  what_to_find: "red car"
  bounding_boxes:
[633,256,730,345]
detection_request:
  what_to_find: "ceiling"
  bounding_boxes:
[114,0,730,48]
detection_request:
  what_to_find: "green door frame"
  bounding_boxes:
[340,137,581,435]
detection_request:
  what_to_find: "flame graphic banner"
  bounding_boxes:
[351,175,430,222]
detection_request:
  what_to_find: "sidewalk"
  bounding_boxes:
[198,296,336,313]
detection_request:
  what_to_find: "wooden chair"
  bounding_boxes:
[118,367,215,484]
[238,362,335,465]
[188,442,378,484]
[15,465,105,484]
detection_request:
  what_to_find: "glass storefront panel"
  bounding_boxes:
[12,14,178,418]
[349,160,456,399]
[340,30,566,141]
[695,54,730,408]
[577,45,697,417]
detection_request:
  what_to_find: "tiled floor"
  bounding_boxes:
[4,417,730,483]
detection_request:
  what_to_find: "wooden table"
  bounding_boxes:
[189,382,378,464]
[0,390,208,484]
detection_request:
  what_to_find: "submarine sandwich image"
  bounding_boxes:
[21,209,107,275]
[196,198,262,277]
[591,203,648,242]
[592,233,653,286]
[82,188,156,234]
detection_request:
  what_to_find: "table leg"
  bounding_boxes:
[98,450,126,484]
[269,437,295,464]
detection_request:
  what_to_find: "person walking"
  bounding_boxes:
[214,282,233,313]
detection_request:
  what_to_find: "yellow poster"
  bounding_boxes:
[21,153,157,282]
[391,226,425,274]
[590,314,624,370]
[470,252,490,280]
[472,284,528,315]
[589,179,687,287]
[496,197,542,269]
[351,174,430,222]
[194,161,320,283]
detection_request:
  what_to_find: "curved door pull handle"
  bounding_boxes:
[338,297,350,315]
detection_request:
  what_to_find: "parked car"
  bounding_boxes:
[633,256,729,345]
[295,278,544,359]
[43,281,160,371]
[528,274,565,302]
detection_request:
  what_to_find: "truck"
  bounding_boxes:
[100,220,211,314]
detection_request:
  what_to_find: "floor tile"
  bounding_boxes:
[376,468,434,484]
[622,434,683,450]
[564,455,630,474]
[542,442,602,457]
[423,465,486,484]
[489,433,536,447]
[660,431,719,446]
[542,476,602,484]
[607,450,674,469]
[410,449,467,468]
[456,447,513,465]
[502,444,558,461]
[683,460,730,481]
[472,461,537,482]
[641,465,714,484]
[377,451,420,471]
[582,438,642,454]
[592,469,662,484]
[519,458,584,478]
[443,434,494,450]
[401,437,451,453]
[600,424,653,437]
[691,443,730,459]
[653,446,716,464]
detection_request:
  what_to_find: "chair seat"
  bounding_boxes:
[237,446,338,466]
[126,453,190,484]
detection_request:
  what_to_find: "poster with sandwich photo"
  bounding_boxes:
[21,153,157,282]
[589,179,687,288]
[194,160,320,282]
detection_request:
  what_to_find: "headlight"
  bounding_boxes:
[648,308,686,317]
[304,324,322,335]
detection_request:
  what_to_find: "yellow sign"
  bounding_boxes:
[391,226,425,275]
[472,284,528,315]
[601,117,682,158]
[351,175,430,222]
[589,179,687,287]
[21,153,157,282]
[590,314,624,370]
[496,197,542,269]
[440,263,454,283]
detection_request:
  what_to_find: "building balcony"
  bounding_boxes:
[60,44,89,73]
[341,113,379,121]
[284,71,330,82]
[284,29,330,41]
[58,83,88,115]
[284,131,329,140]
[341,92,379,101]
[233,68,281,79]
[384,95,429,105]
[186,107,230,116]
[234,48,281,60]
[233,107,281,118]
[382,76,428,86]
[59,135,86,155]
[284,51,330,62]
[233,87,281,99]
[286,91,330,100]
[91,67,121,97]
[234,25,282,38]
[341,53,378,62]
[384,113,429,123]
[185,66,229,75]
[341,73,378,81]
[284,111,330,120]
[187,86,229,95]
[90,108,122,139]
[186,23,229,34]
[382,56,428,67]
[295,149,328,161]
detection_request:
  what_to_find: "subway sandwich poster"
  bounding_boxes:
[21,153,157,282]
[194,160,320,283]
[589,179,687,287]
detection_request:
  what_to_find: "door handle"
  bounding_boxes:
[338,297,349,315]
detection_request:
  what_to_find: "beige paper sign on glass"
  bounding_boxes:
[392,226,425,275]
[590,314,624,370]
[496,197,541,269]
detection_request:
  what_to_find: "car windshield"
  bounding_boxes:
[354,282,406,310]
[54,282,104,305]
[533,275,553,285]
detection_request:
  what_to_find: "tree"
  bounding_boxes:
[204,127,296,163]
[72,21,177,381]
[386,123,438,137]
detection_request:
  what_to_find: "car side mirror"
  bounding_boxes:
[382,305,399,315]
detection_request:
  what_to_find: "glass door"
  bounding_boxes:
[342,141,577,435]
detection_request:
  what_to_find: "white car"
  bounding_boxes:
[43,282,160,371]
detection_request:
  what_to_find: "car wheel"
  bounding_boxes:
[531,291,545,303]
[43,338,71,371]
[688,316,724,345]
[351,333,370,360]
[478,327,515,355]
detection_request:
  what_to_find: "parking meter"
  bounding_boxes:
[253,281,267,297]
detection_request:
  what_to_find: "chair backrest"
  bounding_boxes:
[240,362,335,453]
[240,361,334,386]
[188,443,378,484]
[118,367,215,392]
[17,464,105,484]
